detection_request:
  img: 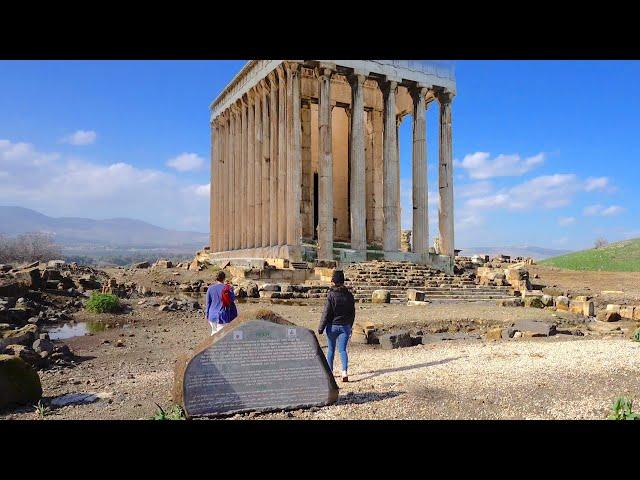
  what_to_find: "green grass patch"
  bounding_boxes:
[608,397,640,420]
[540,238,640,272]
[152,403,185,420]
[85,292,121,314]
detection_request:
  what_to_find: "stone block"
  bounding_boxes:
[371,290,391,304]
[406,289,426,302]
[597,311,620,322]
[540,294,554,307]
[542,286,566,297]
[512,320,556,337]
[620,306,635,319]
[555,296,570,311]
[524,296,544,308]
[485,327,503,341]
[0,324,38,350]
[606,304,621,313]
[497,298,523,307]
[379,331,412,350]
[634,307,640,321]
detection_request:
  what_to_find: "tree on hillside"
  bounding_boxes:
[0,233,61,263]
[594,237,609,249]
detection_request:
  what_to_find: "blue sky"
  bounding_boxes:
[0,60,637,250]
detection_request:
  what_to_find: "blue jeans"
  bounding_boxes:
[325,324,351,371]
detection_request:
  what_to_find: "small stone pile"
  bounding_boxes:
[152,296,201,312]
[257,283,331,300]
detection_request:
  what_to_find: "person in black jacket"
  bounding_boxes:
[318,269,355,382]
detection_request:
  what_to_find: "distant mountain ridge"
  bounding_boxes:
[459,245,573,260]
[0,206,209,247]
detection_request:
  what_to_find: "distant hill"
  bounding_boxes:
[539,238,640,272]
[0,206,209,248]
[459,245,572,260]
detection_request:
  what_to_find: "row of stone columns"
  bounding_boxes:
[211,62,454,261]
[210,62,303,256]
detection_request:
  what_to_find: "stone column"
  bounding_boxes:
[254,86,262,249]
[411,86,429,255]
[260,80,270,247]
[382,80,400,252]
[230,106,238,250]
[246,93,255,249]
[276,65,287,246]
[209,119,219,252]
[349,73,367,253]
[242,96,250,249]
[317,66,334,261]
[220,113,231,252]
[238,102,247,250]
[301,101,313,240]
[437,90,455,257]
[287,62,302,250]
[371,109,384,246]
[268,72,279,247]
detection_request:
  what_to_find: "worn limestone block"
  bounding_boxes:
[569,300,591,316]
[540,295,554,307]
[555,296,570,311]
[524,296,544,308]
[597,311,620,322]
[0,354,42,410]
[406,289,426,302]
[485,327,503,341]
[261,283,281,292]
[573,295,592,302]
[371,290,391,304]
[634,307,640,321]
[497,298,523,307]
[620,306,635,319]
[379,331,413,350]
[512,320,556,337]
[173,309,338,418]
[606,304,621,314]
[407,300,429,306]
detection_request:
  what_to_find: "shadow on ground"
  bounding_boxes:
[352,356,465,382]
[335,390,404,406]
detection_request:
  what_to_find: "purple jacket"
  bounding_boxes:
[205,283,237,324]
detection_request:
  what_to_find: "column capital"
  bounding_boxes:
[378,79,398,97]
[283,61,300,74]
[348,72,367,87]
[410,85,430,102]
[435,88,455,104]
[317,66,333,80]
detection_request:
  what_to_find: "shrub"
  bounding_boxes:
[0,233,61,264]
[152,403,185,420]
[608,397,640,420]
[85,293,121,314]
[632,328,640,343]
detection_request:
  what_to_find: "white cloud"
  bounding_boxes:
[61,130,97,146]
[558,216,576,226]
[584,176,610,192]
[0,139,209,231]
[166,153,205,172]
[456,151,544,179]
[465,174,583,211]
[583,204,625,217]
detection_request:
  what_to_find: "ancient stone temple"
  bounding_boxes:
[209,60,456,270]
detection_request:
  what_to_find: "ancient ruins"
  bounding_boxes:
[208,60,456,272]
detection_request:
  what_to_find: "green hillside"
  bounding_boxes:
[539,238,640,272]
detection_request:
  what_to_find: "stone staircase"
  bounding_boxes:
[344,260,515,304]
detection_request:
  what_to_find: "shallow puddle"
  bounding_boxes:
[47,320,124,340]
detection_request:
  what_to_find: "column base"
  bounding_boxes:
[209,245,302,262]
[338,249,367,264]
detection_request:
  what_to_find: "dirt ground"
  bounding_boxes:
[2,265,639,421]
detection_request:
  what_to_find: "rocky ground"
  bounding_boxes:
[1,262,639,420]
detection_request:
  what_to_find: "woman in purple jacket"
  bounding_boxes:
[204,271,237,335]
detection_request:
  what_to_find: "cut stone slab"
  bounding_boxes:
[173,309,338,418]
[0,354,42,410]
[606,304,621,313]
[512,320,556,337]
[407,300,430,306]
[421,332,481,344]
[379,331,412,349]
[524,296,544,308]
[50,391,111,408]
[540,295,554,307]
[497,298,523,307]
[570,300,594,316]
[485,327,503,341]
[542,286,566,297]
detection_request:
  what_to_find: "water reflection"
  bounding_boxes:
[47,320,108,340]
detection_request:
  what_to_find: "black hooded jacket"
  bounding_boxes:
[318,286,356,333]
